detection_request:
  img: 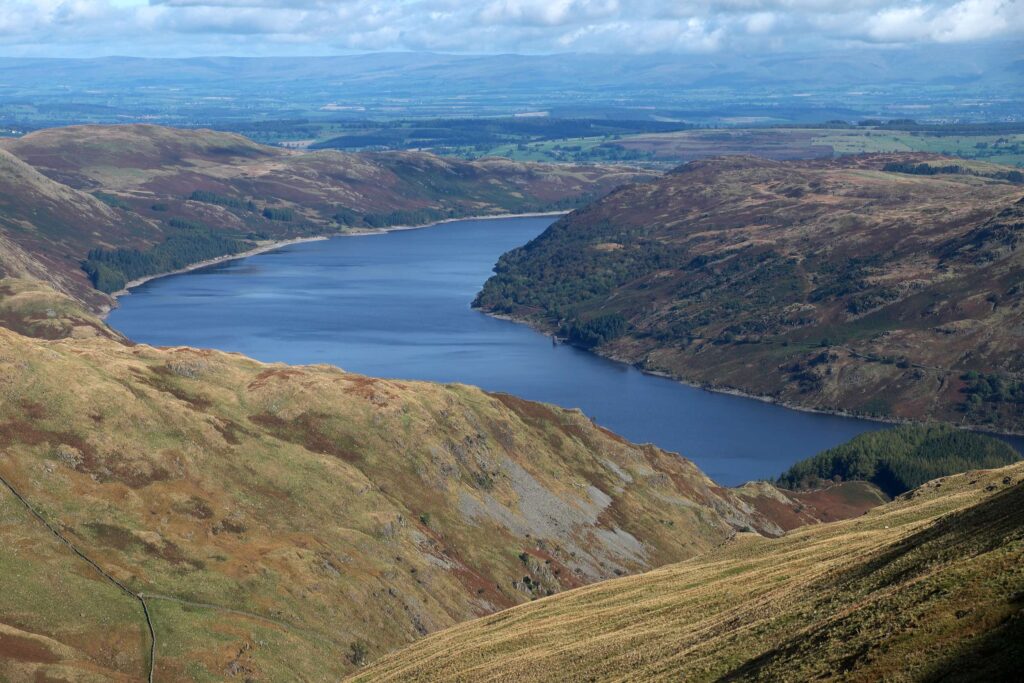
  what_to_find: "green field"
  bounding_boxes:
[810,129,1024,165]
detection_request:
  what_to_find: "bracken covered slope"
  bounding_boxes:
[0,279,876,680]
[0,124,646,307]
[354,461,1024,682]
[474,155,1024,431]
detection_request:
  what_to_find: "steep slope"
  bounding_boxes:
[354,462,1024,682]
[475,155,1024,431]
[0,125,647,306]
[0,279,876,679]
[0,148,164,309]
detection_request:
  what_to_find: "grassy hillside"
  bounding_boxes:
[354,461,1024,682]
[475,154,1024,432]
[0,124,647,307]
[0,279,880,679]
[778,424,1020,496]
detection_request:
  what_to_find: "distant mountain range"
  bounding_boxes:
[0,43,1020,126]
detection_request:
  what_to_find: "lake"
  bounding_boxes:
[109,215,929,485]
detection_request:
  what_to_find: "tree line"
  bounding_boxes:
[776,425,1019,497]
[83,224,250,293]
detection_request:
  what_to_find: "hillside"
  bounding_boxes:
[0,279,882,680]
[474,154,1024,432]
[0,124,646,306]
[0,147,164,309]
[354,461,1024,682]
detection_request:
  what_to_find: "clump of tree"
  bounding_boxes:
[960,371,1024,423]
[776,425,1019,497]
[262,207,295,222]
[562,313,629,348]
[332,206,362,227]
[361,207,452,228]
[188,189,256,211]
[883,162,1023,183]
[82,223,250,293]
[92,191,130,210]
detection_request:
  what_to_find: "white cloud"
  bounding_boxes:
[744,11,777,33]
[866,0,1020,43]
[0,0,1017,56]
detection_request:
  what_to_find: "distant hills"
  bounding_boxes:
[0,124,643,308]
[0,43,1020,125]
[475,154,1024,432]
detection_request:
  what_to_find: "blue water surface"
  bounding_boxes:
[109,216,1021,485]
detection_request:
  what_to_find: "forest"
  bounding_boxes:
[776,425,1019,496]
[82,225,251,293]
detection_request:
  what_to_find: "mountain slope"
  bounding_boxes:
[0,125,646,307]
[0,147,165,309]
[0,279,877,679]
[474,155,1024,431]
[354,462,1024,682]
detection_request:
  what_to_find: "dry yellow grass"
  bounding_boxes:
[355,462,1024,682]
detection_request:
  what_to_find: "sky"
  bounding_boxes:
[0,0,1020,58]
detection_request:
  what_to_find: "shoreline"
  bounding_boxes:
[101,235,330,317]
[478,308,1024,440]
[339,210,569,236]
[101,210,569,317]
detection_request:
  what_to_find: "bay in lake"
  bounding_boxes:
[109,216,952,485]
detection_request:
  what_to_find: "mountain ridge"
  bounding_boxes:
[352,460,1024,682]
[0,124,648,309]
[474,153,1024,432]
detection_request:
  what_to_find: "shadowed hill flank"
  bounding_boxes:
[0,280,875,679]
[353,462,1024,682]
[0,124,648,306]
[474,154,1024,432]
[0,147,164,309]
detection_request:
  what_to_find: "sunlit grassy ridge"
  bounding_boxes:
[354,462,1024,682]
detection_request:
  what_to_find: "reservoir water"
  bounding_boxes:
[109,215,963,485]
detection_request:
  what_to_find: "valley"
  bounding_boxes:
[0,125,645,309]
[106,214,900,486]
[1,124,1022,680]
[0,279,889,680]
[0,6,1021,678]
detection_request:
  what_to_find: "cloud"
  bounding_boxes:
[0,0,1018,56]
[867,0,1018,43]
